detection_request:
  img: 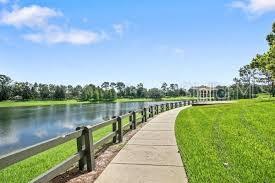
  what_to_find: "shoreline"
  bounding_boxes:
[0,97,193,108]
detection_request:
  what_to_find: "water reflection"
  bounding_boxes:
[0,101,164,155]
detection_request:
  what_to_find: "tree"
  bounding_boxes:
[81,85,94,101]
[167,83,180,97]
[101,82,110,90]
[21,82,32,100]
[179,88,186,96]
[136,83,147,98]
[250,22,275,97]
[0,74,12,101]
[116,82,125,97]
[67,85,74,99]
[110,82,116,89]
[31,82,39,99]
[148,88,163,99]
[48,84,55,99]
[110,88,117,100]
[104,88,117,101]
[161,82,168,96]
[72,85,82,99]
[125,86,136,98]
[39,84,50,99]
[98,87,103,100]
[266,22,275,46]
[54,85,66,100]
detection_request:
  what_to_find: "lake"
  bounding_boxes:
[0,101,166,156]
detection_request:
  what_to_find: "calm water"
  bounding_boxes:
[0,101,165,156]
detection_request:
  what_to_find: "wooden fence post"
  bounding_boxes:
[132,111,136,129]
[83,127,95,171]
[117,116,123,142]
[156,105,159,115]
[166,103,169,110]
[150,106,154,117]
[144,107,147,122]
[112,116,117,143]
[76,126,85,171]
[129,111,133,129]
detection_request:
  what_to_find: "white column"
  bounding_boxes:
[209,86,212,101]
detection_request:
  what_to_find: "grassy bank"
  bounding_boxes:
[0,100,89,108]
[0,117,133,182]
[175,98,274,182]
[115,96,193,103]
[0,97,193,108]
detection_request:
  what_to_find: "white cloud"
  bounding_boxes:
[0,5,62,28]
[174,48,185,55]
[34,129,48,138]
[23,29,108,45]
[0,0,8,4]
[82,17,88,23]
[230,0,275,15]
[0,5,111,45]
[113,23,125,36]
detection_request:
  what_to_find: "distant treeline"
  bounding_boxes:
[0,75,189,101]
[0,73,273,102]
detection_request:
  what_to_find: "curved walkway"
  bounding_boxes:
[95,106,190,183]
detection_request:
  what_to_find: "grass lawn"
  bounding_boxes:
[0,97,193,108]
[0,100,89,108]
[115,96,193,102]
[0,117,132,182]
[175,98,274,183]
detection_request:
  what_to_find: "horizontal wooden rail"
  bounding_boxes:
[87,118,117,131]
[30,150,84,183]
[0,129,83,170]
[0,100,200,182]
[94,132,117,149]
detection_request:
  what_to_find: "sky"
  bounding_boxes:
[0,0,275,88]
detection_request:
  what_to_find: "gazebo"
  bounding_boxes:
[191,86,218,101]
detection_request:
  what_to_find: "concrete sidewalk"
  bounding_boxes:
[95,107,189,183]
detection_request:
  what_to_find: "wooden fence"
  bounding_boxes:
[0,100,197,182]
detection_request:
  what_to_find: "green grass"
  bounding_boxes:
[0,100,89,108]
[175,98,275,183]
[115,98,156,102]
[0,97,193,108]
[0,117,131,182]
[115,96,193,103]
[256,93,274,99]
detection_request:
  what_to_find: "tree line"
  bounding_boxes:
[232,22,275,98]
[2,23,274,102]
[0,76,188,101]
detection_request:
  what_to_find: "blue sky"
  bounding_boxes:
[0,0,274,88]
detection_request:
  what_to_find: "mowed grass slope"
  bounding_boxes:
[175,99,274,183]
